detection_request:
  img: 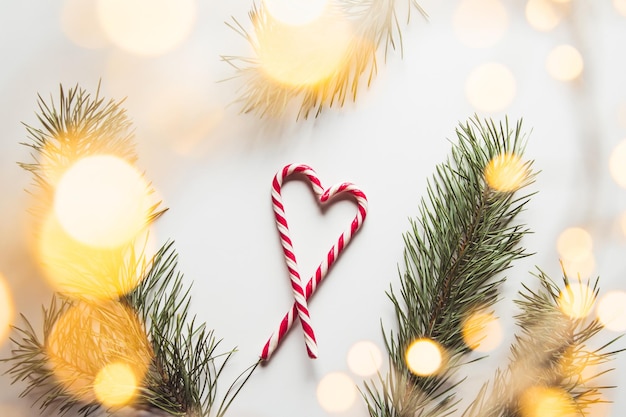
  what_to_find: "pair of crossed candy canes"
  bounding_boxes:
[261,164,368,361]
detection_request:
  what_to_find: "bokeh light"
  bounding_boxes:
[609,139,626,188]
[484,153,529,192]
[0,274,14,346]
[405,338,443,376]
[462,311,503,352]
[263,0,329,26]
[96,0,196,56]
[560,254,596,281]
[60,0,109,49]
[519,386,577,417]
[37,212,150,300]
[465,63,516,112]
[54,155,154,249]
[346,340,383,377]
[453,0,509,48]
[93,362,139,407]
[614,0,626,17]
[597,291,626,331]
[47,300,152,403]
[256,13,357,88]
[557,227,593,263]
[546,44,584,81]
[525,0,563,31]
[559,283,596,319]
[316,372,357,413]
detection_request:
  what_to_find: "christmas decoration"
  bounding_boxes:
[1,85,622,417]
[1,85,257,417]
[223,0,426,119]
[361,117,623,417]
[262,163,368,361]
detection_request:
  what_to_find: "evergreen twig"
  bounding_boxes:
[363,117,536,417]
[223,0,426,119]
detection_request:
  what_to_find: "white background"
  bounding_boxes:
[1,1,625,416]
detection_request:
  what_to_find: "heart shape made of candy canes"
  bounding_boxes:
[261,164,368,362]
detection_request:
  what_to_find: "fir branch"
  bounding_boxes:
[364,117,535,417]
[463,270,624,417]
[124,241,259,417]
[223,0,426,119]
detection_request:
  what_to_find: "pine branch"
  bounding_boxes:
[224,0,426,119]
[463,270,624,417]
[2,84,257,416]
[363,117,535,417]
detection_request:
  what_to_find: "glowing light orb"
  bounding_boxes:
[37,213,149,300]
[597,291,626,332]
[546,44,584,81]
[263,0,329,26]
[94,362,139,407]
[0,275,14,346]
[559,283,596,319]
[316,372,357,413]
[484,153,528,192]
[405,339,443,376]
[61,0,109,49]
[453,0,509,48]
[257,13,356,88]
[560,255,596,281]
[47,300,152,403]
[609,140,626,188]
[525,0,563,31]
[346,341,383,377]
[96,0,196,56]
[465,63,516,112]
[519,386,577,417]
[462,311,503,352]
[557,227,592,263]
[614,0,626,17]
[54,155,153,249]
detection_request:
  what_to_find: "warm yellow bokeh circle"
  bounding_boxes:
[54,154,153,249]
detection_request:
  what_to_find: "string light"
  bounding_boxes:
[46,300,152,403]
[614,0,626,17]
[453,0,509,48]
[559,283,596,319]
[484,153,529,192]
[256,13,355,88]
[546,44,584,81]
[525,0,563,32]
[346,341,383,377]
[465,63,517,112]
[0,274,13,346]
[405,338,443,376]
[96,0,196,56]
[53,155,154,249]
[461,311,503,352]
[60,0,109,49]
[93,362,139,407]
[316,372,357,413]
[519,386,577,417]
[597,291,626,331]
[557,227,593,263]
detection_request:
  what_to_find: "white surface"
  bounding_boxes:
[0,1,625,417]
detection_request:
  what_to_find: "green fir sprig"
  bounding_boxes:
[1,84,257,417]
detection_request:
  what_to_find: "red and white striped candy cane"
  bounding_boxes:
[261,164,368,361]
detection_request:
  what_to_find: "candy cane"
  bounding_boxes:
[261,164,368,361]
